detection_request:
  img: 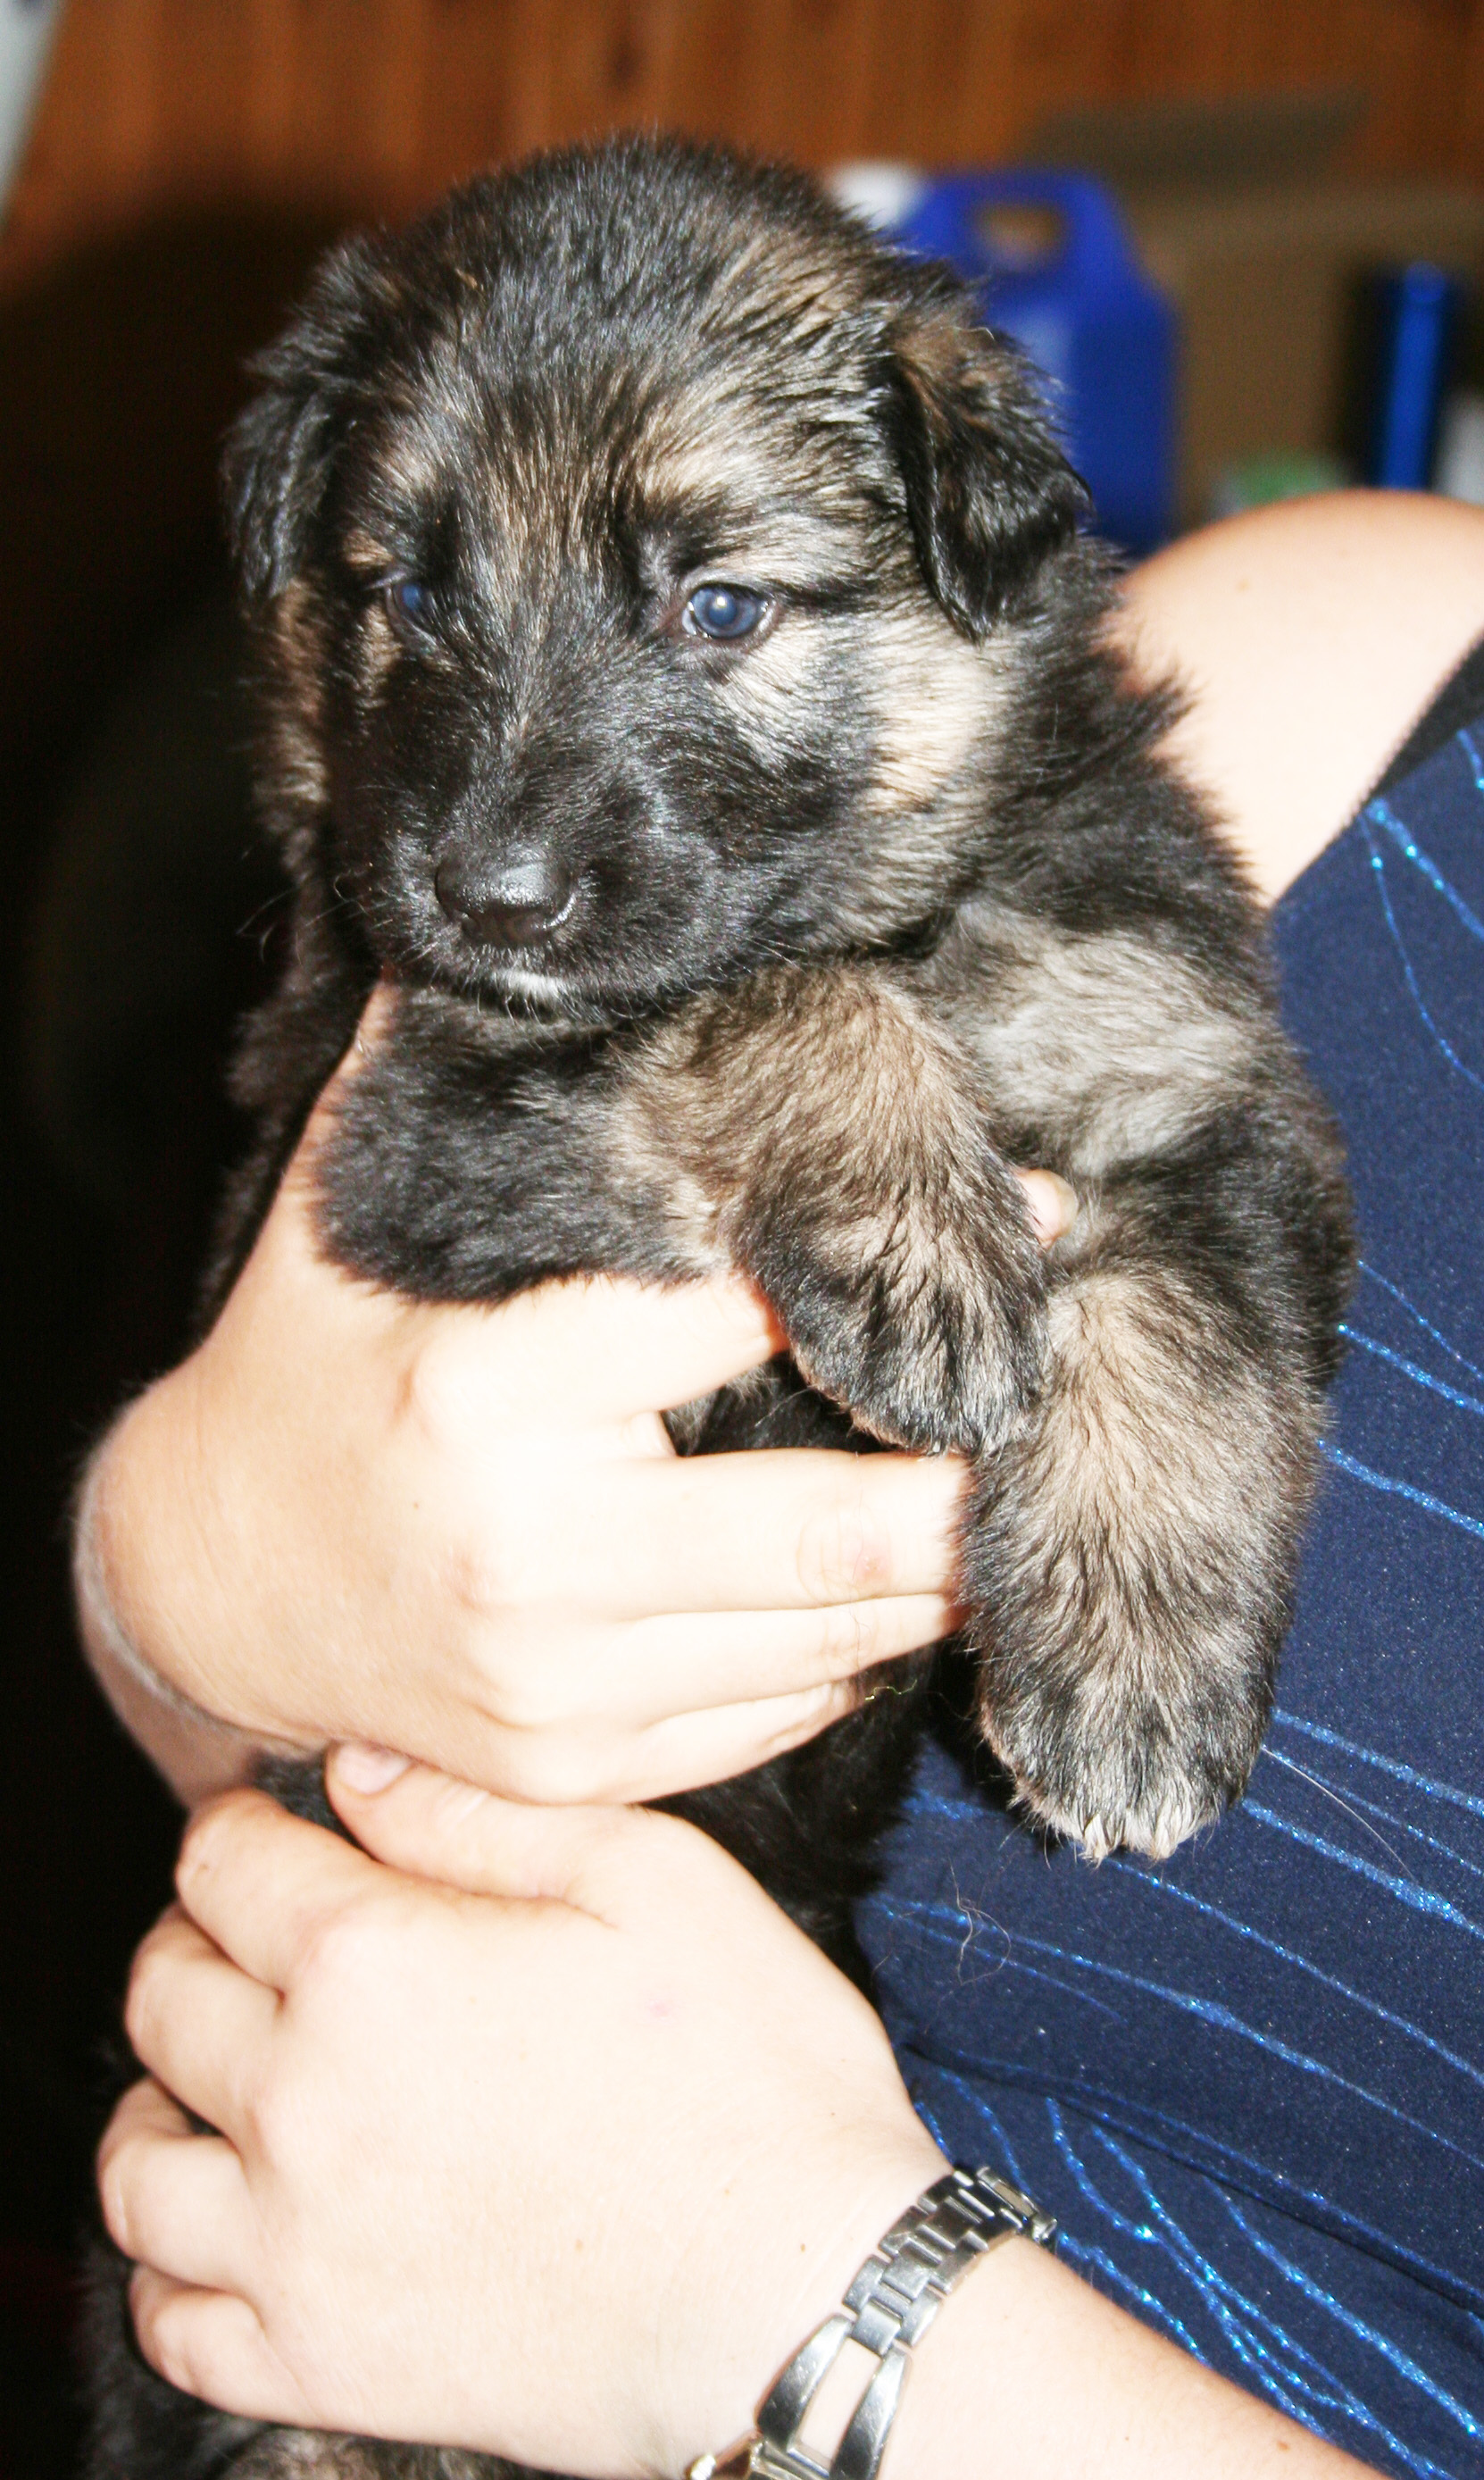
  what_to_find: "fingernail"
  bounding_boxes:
[331,1743,412,1794]
[1020,1170,1079,1244]
[715,1275,783,1340]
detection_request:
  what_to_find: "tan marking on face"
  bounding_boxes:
[646,371,880,550]
[356,597,398,692]
[272,578,321,670]
[265,581,329,809]
[645,421,788,524]
[371,417,449,510]
[866,600,1004,810]
[342,525,394,576]
[705,603,834,735]
[701,514,865,583]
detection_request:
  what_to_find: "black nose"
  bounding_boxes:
[434,851,574,948]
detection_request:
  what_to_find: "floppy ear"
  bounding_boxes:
[222,233,389,606]
[883,275,1088,637]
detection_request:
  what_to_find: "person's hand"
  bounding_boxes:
[81,997,1078,1807]
[100,1762,948,2476]
[99,1759,1380,2480]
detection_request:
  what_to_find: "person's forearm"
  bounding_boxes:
[874,2233,1371,2479]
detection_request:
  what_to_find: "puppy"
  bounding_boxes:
[86,137,1353,2480]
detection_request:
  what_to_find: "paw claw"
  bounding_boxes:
[1013,1780,1212,1862]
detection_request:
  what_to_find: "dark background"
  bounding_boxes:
[7,4,1484,2470]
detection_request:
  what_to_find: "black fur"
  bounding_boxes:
[87,137,1353,2480]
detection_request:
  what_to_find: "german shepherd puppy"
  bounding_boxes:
[87,137,1353,2478]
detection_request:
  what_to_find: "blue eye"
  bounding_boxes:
[684,584,768,641]
[385,578,432,637]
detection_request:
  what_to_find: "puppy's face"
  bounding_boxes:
[229,141,1085,1014]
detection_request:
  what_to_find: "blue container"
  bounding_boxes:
[895,171,1177,556]
[1369,263,1463,491]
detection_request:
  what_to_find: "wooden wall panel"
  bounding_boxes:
[5,0,1484,298]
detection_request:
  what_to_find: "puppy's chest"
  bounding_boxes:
[925,912,1262,1176]
[337,902,1255,1278]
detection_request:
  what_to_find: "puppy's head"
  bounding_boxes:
[228,138,1087,1015]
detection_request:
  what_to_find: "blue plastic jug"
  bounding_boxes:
[895,171,1177,556]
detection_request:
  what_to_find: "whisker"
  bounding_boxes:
[1262,1748,1421,1883]
[235,885,293,939]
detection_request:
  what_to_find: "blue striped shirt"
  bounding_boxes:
[863,700,1484,2476]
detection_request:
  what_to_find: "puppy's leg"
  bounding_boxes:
[621,963,1049,1453]
[926,921,1355,1853]
[629,971,1346,1860]
[964,1245,1322,1859]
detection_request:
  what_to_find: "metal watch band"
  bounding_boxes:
[689,2167,1056,2480]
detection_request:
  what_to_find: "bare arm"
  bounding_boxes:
[1117,490,1484,902]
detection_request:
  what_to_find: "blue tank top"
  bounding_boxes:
[863,683,1484,2478]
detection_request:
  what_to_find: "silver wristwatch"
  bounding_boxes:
[689,2167,1057,2480]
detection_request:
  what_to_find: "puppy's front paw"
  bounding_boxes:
[735,1159,1049,1454]
[966,1489,1277,1855]
[960,1273,1315,1858]
[626,965,1052,1454]
[983,1678,1256,1862]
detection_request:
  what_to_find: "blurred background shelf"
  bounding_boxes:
[8,4,1484,762]
[10,0,1484,303]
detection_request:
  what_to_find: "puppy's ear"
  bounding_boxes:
[223,235,388,605]
[883,277,1088,637]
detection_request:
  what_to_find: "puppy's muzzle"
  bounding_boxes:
[434,848,575,948]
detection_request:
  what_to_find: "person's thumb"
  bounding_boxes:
[325,1744,663,1911]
